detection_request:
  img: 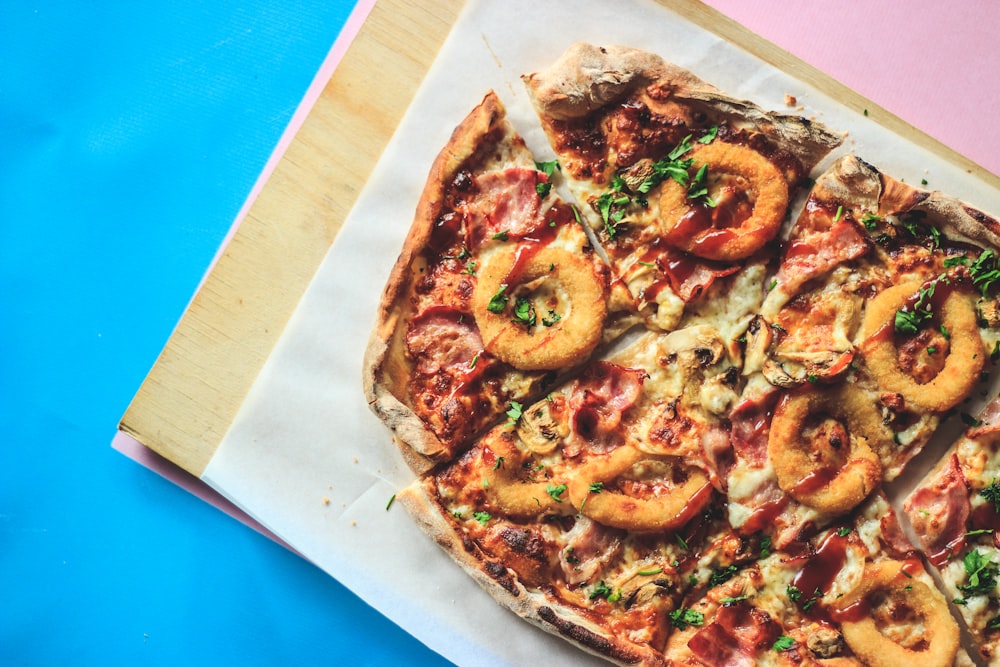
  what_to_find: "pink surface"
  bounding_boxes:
[702,0,1000,177]
[115,0,1000,541]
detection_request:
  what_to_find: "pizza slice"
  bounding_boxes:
[665,492,967,666]
[904,397,1000,664]
[363,91,635,469]
[522,42,842,332]
[728,155,1000,547]
[396,305,769,665]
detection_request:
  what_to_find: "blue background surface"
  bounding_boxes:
[1,2,449,664]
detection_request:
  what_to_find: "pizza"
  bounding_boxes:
[904,397,1000,663]
[362,43,1000,666]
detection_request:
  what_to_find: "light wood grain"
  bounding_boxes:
[119,0,464,475]
[122,0,997,477]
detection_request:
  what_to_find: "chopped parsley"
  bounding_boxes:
[676,533,689,550]
[505,401,523,424]
[535,159,560,178]
[720,595,748,606]
[590,580,613,600]
[801,588,824,612]
[698,125,719,144]
[535,181,552,198]
[546,483,568,503]
[542,310,562,327]
[595,191,630,238]
[492,456,505,471]
[686,163,716,207]
[981,480,1000,513]
[833,205,844,222]
[861,212,882,230]
[487,284,509,314]
[512,296,537,328]
[669,607,705,630]
[970,250,1000,297]
[588,481,604,494]
[786,585,803,603]
[773,636,796,652]
[491,230,509,241]
[473,511,491,525]
[894,280,938,335]
[636,136,696,194]
[386,494,396,510]
[709,564,739,588]
[956,549,999,599]
[836,527,851,537]
[758,535,772,560]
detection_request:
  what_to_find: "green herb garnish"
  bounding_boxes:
[773,636,795,652]
[487,284,508,314]
[669,608,704,630]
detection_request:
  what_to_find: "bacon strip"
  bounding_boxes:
[464,167,546,247]
[565,362,645,455]
[903,454,970,567]
[688,604,780,667]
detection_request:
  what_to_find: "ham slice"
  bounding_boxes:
[565,362,646,456]
[904,454,971,567]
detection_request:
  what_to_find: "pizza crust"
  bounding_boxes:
[396,479,669,667]
[522,42,843,172]
[364,45,1000,665]
[362,91,514,472]
[815,154,1000,249]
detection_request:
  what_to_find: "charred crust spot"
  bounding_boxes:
[483,560,519,596]
[499,527,548,563]
[536,607,647,664]
[963,204,1000,232]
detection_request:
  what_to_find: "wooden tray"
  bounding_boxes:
[120,0,999,477]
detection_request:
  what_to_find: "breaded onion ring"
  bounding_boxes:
[482,432,574,518]
[860,281,983,413]
[768,386,884,514]
[567,447,712,532]
[834,561,958,667]
[658,142,788,261]
[472,245,606,371]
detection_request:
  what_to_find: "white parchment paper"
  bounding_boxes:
[204,1,1000,664]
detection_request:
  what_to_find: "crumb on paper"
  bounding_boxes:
[350,519,357,526]
[322,496,330,505]
[353,457,359,464]
[784,93,796,106]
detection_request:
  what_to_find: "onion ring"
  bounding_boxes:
[472,245,606,371]
[658,142,788,262]
[482,431,574,518]
[566,447,712,532]
[859,281,983,413]
[834,561,958,667]
[768,386,884,514]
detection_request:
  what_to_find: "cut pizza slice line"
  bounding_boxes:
[724,155,1000,549]
[665,492,969,666]
[364,43,1000,667]
[904,396,1000,665]
[522,42,843,333]
[394,318,769,665]
[364,90,644,471]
